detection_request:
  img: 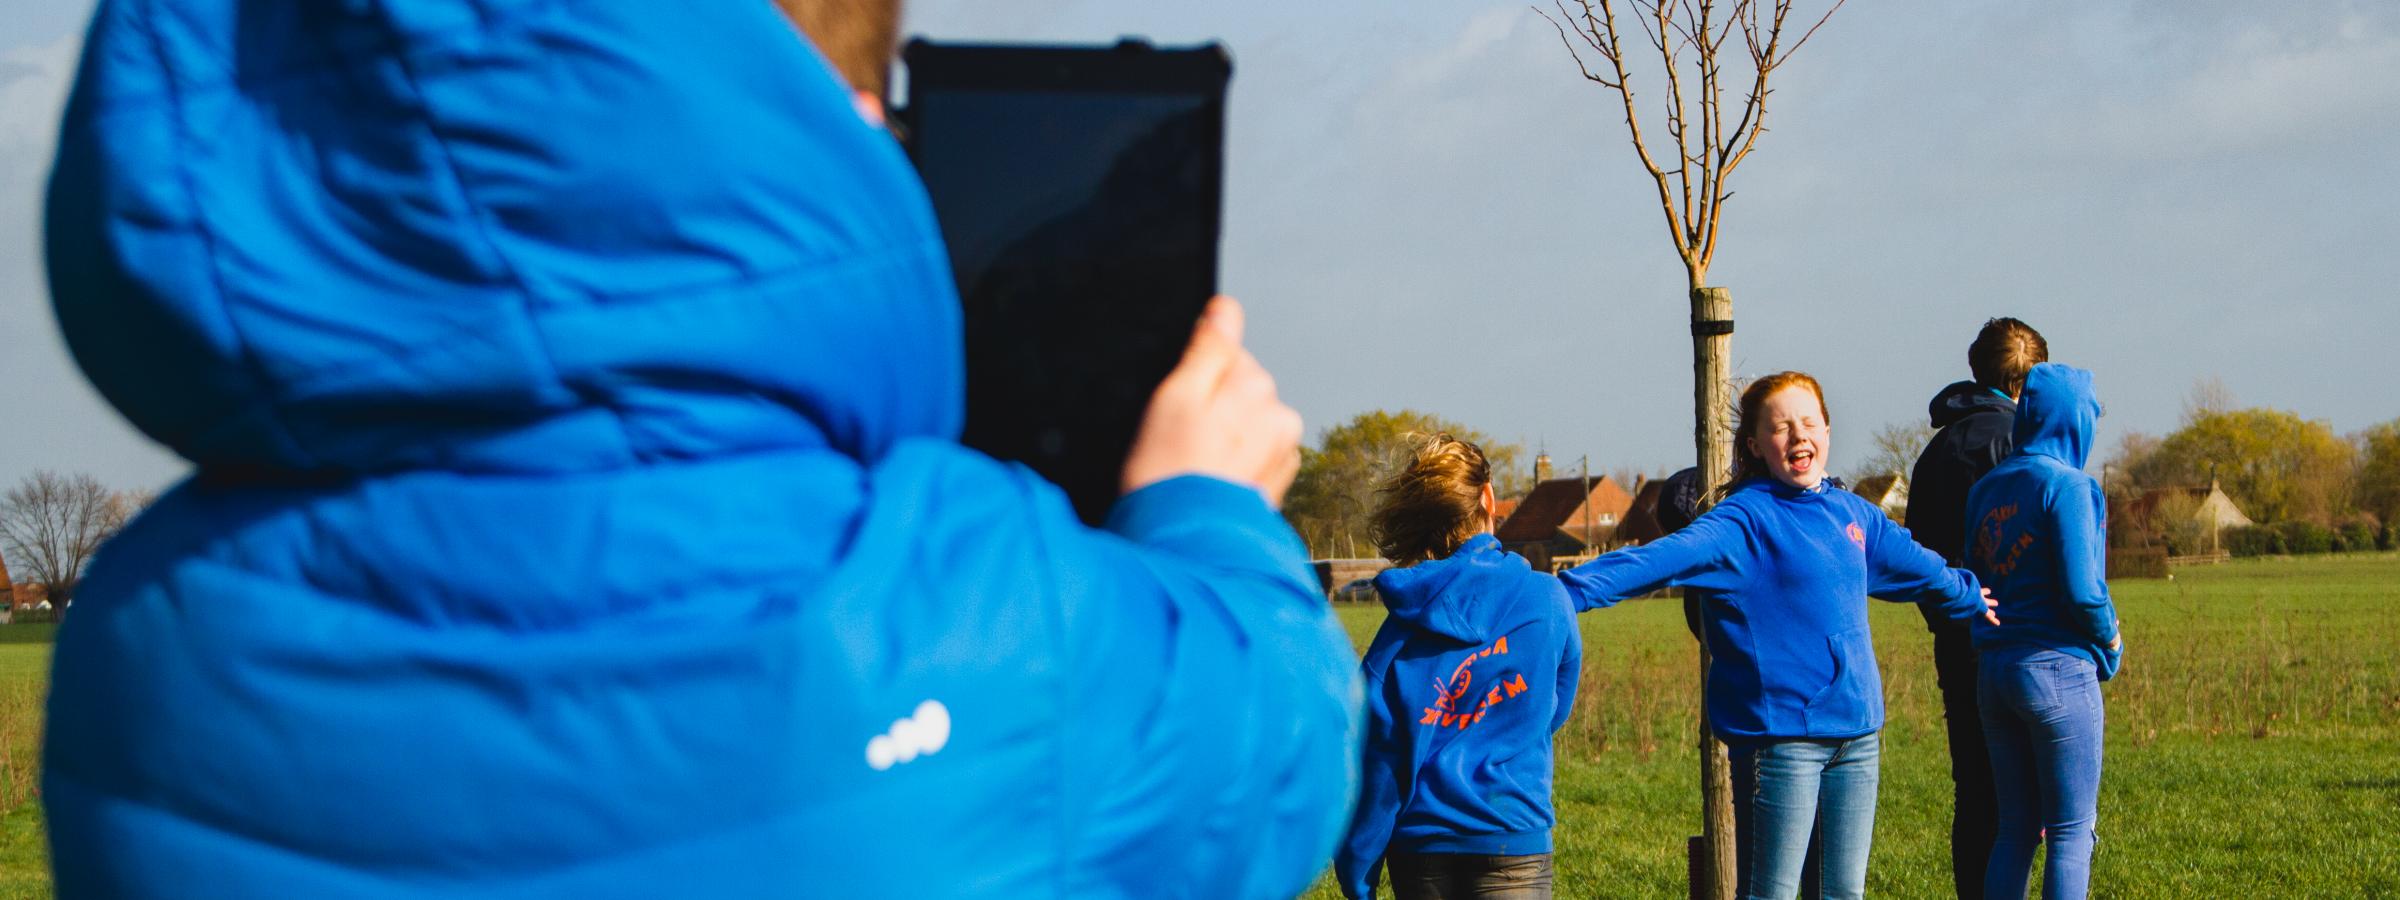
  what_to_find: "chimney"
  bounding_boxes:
[1534,453,1553,484]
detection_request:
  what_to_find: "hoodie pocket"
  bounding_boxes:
[1802,625,1882,735]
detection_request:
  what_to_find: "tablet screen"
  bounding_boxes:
[902,42,1229,524]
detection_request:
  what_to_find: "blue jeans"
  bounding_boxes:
[1979,646,2105,900]
[1728,732,1880,900]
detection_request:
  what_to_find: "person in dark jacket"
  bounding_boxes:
[39,2,1361,896]
[1337,436,1581,900]
[1561,373,1997,900]
[1902,318,2047,899]
[1965,363,2122,900]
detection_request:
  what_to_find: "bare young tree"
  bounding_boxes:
[2182,375,2236,424]
[1850,420,1937,486]
[1535,2,1847,895]
[0,471,126,605]
[1539,0,1843,292]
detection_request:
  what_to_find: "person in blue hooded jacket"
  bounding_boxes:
[1335,436,1579,899]
[1558,372,1997,900]
[38,2,1361,896]
[1963,362,2122,900]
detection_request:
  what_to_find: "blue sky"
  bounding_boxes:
[4,1,2396,491]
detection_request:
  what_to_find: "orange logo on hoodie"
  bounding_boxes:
[1973,503,2037,576]
[1417,635,1531,730]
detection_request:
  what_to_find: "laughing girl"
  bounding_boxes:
[1558,372,1997,900]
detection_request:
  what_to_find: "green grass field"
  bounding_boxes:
[0,560,2391,898]
[1303,553,2400,898]
[0,624,51,900]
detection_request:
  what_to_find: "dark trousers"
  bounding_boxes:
[1386,852,1553,900]
[1933,623,1996,900]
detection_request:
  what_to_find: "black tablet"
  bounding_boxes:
[898,39,1232,525]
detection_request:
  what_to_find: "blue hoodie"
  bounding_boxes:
[41,3,1360,897]
[1560,481,1986,740]
[1965,363,2123,679]
[1335,535,1580,898]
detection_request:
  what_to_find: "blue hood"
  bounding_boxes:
[1928,379,2015,429]
[47,1,961,474]
[2011,364,2098,472]
[1374,534,1519,643]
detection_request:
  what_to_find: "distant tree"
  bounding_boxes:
[1284,410,1523,559]
[1609,465,1664,494]
[2181,375,2236,424]
[2150,491,2210,556]
[2131,409,2357,525]
[2102,430,2162,502]
[0,472,126,605]
[1847,420,1934,486]
[2355,419,2400,527]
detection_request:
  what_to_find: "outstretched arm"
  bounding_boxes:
[1558,507,1745,612]
[1031,473,1361,898]
[1865,514,1997,625]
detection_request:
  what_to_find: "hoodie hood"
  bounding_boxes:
[46,2,961,475]
[1372,534,1528,643]
[1927,380,2016,429]
[2012,363,2099,470]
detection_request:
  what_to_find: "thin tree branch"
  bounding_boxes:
[1777,0,1847,65]
[1659,0,1697,246]
[1538,4,1622,87]
[1584,0,1694,262]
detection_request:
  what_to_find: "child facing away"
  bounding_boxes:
[1337,436,1582,900]
[1965,362,2123,900]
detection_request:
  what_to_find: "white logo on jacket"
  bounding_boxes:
[866,700,951,771]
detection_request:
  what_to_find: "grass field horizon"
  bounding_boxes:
[0,558,2389,897]
[1305,552,2400,898]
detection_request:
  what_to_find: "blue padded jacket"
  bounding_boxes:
[40,3,1360,897]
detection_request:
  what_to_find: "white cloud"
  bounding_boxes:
[1389,6,1524,94]
[2063,15,2400,162]
[0,29,82,161]
[1,23,186,491]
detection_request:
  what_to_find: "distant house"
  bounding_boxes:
[1615,477,1672,545]
[1492,496,1522,530]
[1848,472,1908,521]
[0,554,38,612]
[2112,479,2254,536]
[1495,474,1635,562]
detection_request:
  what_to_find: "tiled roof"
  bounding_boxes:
[1495,475,1633,543]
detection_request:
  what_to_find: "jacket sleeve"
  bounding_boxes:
[1551,594,1584,736]
[1048,474,1365,898]
[2056,479,2120,649]
[1334,661,1402,900]
[1864,511,1986,621]
[1558,505,1746,612]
